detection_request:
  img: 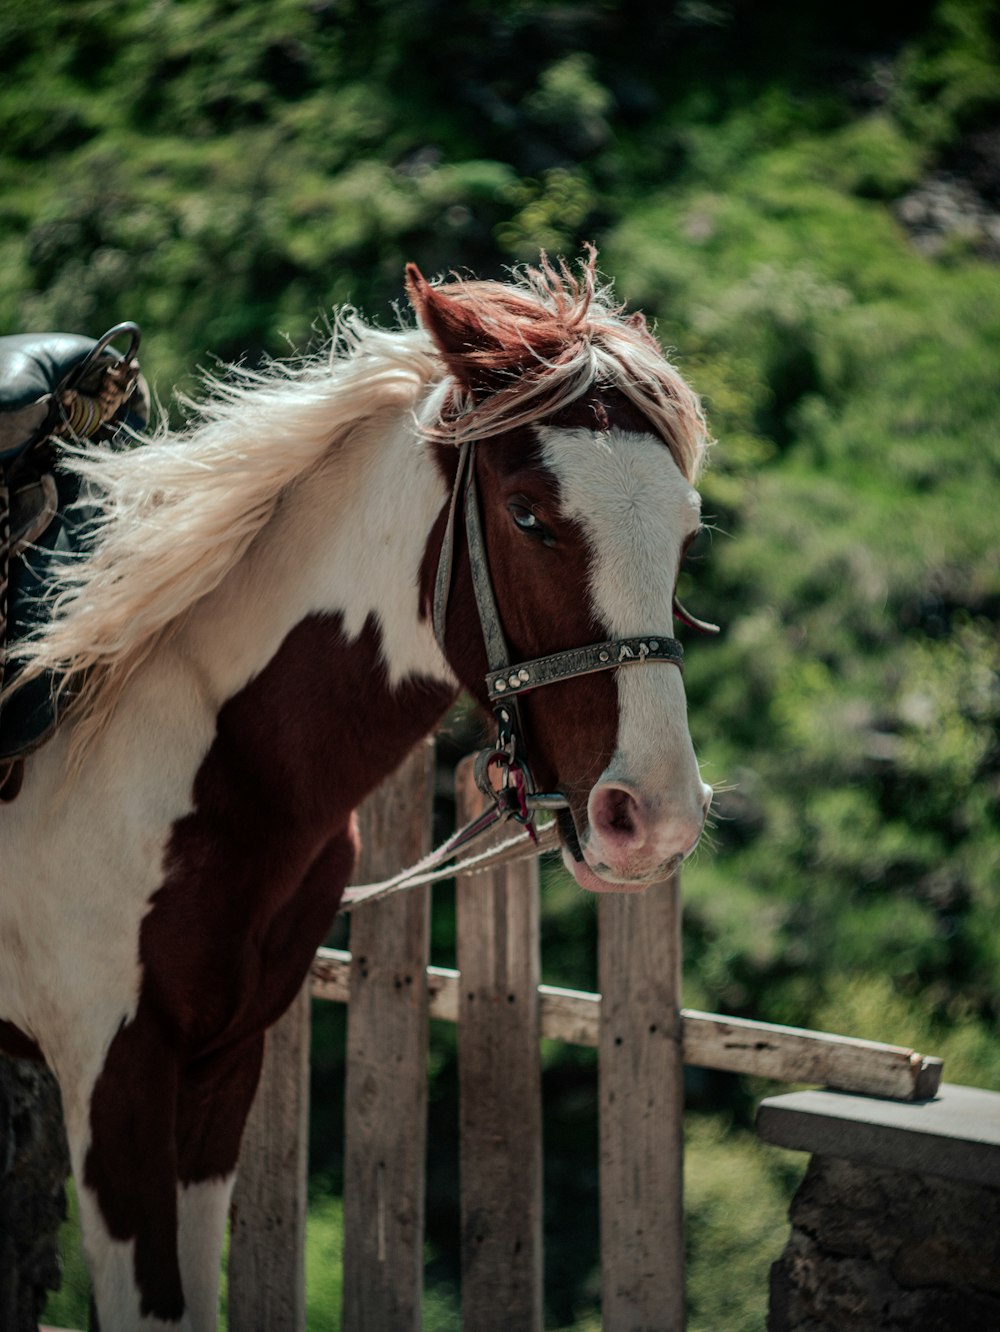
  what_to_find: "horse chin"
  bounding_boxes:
[556,848,652,895]
[554,806,651,893]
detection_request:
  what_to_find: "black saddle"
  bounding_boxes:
[0,325,149,791]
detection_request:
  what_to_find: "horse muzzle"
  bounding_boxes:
[559,779,712,893]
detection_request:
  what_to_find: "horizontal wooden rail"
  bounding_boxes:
[311,949,941,1102]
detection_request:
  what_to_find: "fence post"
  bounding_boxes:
[229,980,311,1332]
[598,875,685,1331]
[341,739,435,1331]
[455,758,544,1332]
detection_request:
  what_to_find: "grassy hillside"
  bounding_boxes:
[4,1,998,1327]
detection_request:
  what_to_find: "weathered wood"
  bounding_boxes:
[455,758,544,1332]
[229,981,311,1332]
[598,879,685,1332]
[341,741,434,1332]
[312,954,941,1099]
[682,1010,943,1100]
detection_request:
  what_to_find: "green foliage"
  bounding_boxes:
[41,1180,90,1330]
[686,1119,804,1332]
[10,1,998,1327]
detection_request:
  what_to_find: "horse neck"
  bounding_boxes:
[173,407,459,822]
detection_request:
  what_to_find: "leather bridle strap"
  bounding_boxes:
[485,634,683,702]
[462,443,515,673]
[431,440,471,654]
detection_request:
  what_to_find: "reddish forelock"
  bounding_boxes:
[407,254,604,395]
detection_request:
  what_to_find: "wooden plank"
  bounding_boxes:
[455,758,544,1332]
[681,1010,943,1100]
[312,955,940,1099]
[598,879,684,1331]
[312,947,459,1025]
[341,741,434,1332]
[228,980,310,1332]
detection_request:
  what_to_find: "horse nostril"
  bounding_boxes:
[607,788,636,834]
[592,784,645,846]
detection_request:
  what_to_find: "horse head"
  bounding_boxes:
[408,257,714,893]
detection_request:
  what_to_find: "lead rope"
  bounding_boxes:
[339,808,560,911]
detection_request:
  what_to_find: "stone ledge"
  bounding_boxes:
[757,1082,1000,1187]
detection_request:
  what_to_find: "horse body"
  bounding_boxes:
[0,256,712,1329]
[2,380,460,1326]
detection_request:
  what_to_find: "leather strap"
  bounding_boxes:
[486,634,683,702]
[432,440,470,653]
[462,446,511,672]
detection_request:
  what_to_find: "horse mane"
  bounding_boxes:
[6,320,440,758]
[420,251,709,484]
[6,254,709,759]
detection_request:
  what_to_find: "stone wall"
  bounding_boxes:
[0,1056,70,1331]
[769,1154,1000,1331]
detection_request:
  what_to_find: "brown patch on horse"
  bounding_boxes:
[82,612,455,1312]
[85,1008,187,1321]
[143,612,453,1052]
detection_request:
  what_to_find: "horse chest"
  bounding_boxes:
[0,706,210,1077]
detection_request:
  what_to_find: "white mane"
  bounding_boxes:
[6,318,440,755]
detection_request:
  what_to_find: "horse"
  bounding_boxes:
[0,252,713,1330]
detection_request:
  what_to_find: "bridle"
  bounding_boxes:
[431,434,717,842]
[340,405,718,911]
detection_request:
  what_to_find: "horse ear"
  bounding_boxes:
[405,263,511,394]
[626,310,660,352]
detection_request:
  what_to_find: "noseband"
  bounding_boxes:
[432,437,715,838]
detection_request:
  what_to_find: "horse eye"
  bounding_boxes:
[509,504,553,544]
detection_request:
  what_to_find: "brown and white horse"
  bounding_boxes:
[0,255,712,1329]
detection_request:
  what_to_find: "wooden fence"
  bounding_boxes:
[226,739,942,1331]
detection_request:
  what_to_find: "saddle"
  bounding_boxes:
[0,325,149,800]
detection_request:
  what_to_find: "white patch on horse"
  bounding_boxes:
[178,1176,235,1331]
[75,1180,195,1332]
[179,409,454,705]
[538,424,711,873]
